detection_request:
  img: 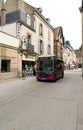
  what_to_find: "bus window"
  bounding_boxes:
[37,61,53,71]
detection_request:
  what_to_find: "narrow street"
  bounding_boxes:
[0,69,83,130]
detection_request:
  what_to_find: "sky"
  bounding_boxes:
[24,0,82,49]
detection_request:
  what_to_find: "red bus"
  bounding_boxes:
[36,55,64,81]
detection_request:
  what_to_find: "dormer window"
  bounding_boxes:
[26,14,35,30]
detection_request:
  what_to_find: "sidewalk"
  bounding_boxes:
[0,75,35,85]
[0,78,19,84]
[77,76,83,130]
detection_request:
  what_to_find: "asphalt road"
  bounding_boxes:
[0,69,83,130]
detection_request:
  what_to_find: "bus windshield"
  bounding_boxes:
[37,60,53,72]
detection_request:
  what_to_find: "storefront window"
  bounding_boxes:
[1,60,10,72]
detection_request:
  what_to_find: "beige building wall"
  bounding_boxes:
[0,31,18,46]
[0,23,17,37]
[0,31,22,80]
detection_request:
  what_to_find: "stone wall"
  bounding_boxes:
[0,44,22,80]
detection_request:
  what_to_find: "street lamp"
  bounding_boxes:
[79,0,83,77]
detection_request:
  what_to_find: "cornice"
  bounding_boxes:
[0,42,17,50]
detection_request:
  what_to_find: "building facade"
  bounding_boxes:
[54,26,64,59]
[63,41,76,69]
[75,49,82,68]
[0,0,54,78]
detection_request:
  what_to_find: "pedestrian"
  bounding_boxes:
[33,64,37,76]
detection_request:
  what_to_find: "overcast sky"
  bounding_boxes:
[24,0,82,49]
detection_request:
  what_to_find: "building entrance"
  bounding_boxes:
[22,61,35,77]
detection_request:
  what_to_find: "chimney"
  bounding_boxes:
[46,18,50,22]
[1,0,7,26]
[18,0,23,10]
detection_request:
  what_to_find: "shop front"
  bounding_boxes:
[22,54,37,77]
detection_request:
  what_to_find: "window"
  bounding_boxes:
[48,44,51,54]
[39,40,43,54]
[48,30,50,41]
[27,35,31,51]
[27,15,31,26]
[1,60,10,72]
[79,58,81,62]
[37,61,53,71]
[31,18,35,30]
[39,23,43,36]
[54,60,63,70]
[27,35,31,44]
[26,14,35,30]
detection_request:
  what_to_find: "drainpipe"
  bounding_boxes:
[1,0,6,26]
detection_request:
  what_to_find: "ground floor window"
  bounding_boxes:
[1,60,10,72]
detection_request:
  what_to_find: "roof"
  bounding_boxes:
[53,26,64,43]
[74,50,82,58]
[23,0,54,30]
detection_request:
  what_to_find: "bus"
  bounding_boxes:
[36,54,64,81]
